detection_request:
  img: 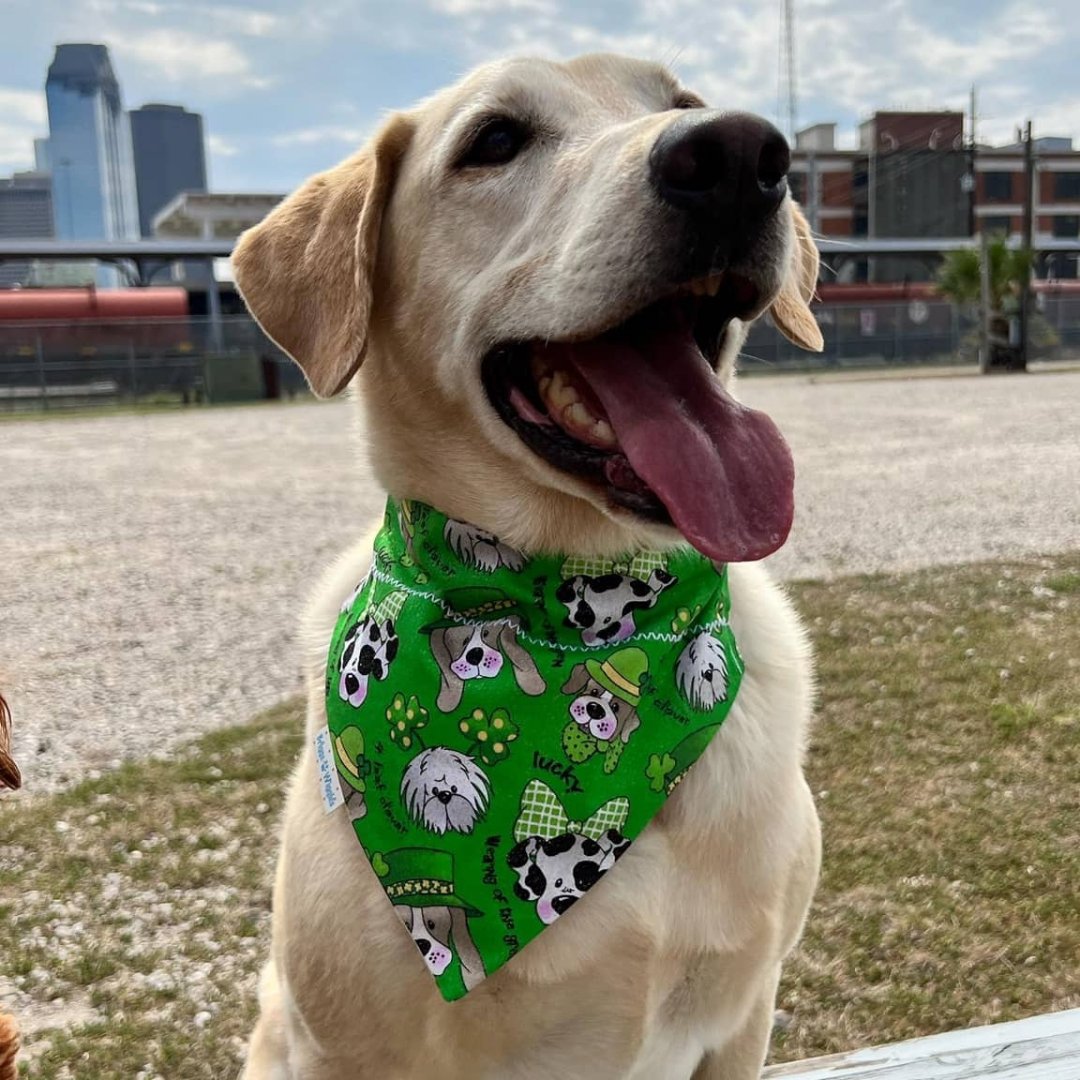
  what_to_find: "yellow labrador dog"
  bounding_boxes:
[235,53,823,1080]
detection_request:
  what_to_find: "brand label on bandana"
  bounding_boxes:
[314,726,345,814]
[324,498,744,1001]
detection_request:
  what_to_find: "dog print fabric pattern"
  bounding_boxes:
[324,498,745,1001]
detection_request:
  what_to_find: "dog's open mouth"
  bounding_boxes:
[482,274,795,563]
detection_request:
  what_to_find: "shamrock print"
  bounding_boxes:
[645,752,677,793]
[385,693,430,751]
[458,707,519,766]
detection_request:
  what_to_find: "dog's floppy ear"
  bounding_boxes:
[498,625,546,697]
[560,663,591,696]
[428,628,465,713]
[769,201,823,353]
[448,907,485,991]
[232,112,414,397]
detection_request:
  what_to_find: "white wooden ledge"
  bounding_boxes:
[763,1008,1080,1080]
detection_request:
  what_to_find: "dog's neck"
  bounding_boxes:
[357,365,689,559]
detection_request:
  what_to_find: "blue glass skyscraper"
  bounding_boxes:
[45,44,139,284]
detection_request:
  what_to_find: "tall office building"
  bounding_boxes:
[45,44,139,284]
[33,138,51,173]
[130,104,207,237]
[0,172,54,286]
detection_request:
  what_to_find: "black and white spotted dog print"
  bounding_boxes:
[338,616,400,708]
[556,570,676,646]
[507,830,630,924]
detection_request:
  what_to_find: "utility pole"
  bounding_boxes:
[1018,119,1035,371]
[966,86,977,237]
[780,0,798,141]
[979,229,992,374]
[868,131,877,282]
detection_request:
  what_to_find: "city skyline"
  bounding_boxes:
[1,0,1078,195]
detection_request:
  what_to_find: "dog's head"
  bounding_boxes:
[556,569,673,646]
[234,55,820,562]
[400,747,490,835]
[676,630,730,711]
[395,904,484,989]
[508,830,630,925]
[444,518,525,572]
[441,623,505,682]
[561,666,638,743]
[338,616,399,707]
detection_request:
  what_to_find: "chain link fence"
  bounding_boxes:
[0,316,307,413]
[741,294,1080,371]
[2,299,1079,412]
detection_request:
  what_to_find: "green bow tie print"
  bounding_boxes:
[513,779,630,843]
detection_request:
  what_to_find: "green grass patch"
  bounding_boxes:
[2,554,1077,1075]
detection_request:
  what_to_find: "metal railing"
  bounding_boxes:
[2,301,1079,413]
[0,316,307,412]
[740,295,1080,370]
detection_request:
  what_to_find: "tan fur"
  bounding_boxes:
[770,203,824,351]
[235,53,822,1080]
[0,692,20,791]
[0,1012,18,1080]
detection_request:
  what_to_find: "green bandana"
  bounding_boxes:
[322,499,744,1001]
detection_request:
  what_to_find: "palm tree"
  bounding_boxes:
[937,235,1033,370]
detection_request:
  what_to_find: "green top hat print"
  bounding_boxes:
[421,587,530,632]
[376,848,482,915]
[585,646,649,706]
[665,722,723,792]
[333,725,368,794]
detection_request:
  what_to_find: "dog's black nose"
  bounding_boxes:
[436,789,452,804]
[650,111,790,245]
[465,647,485,666]
[586,701,606,721]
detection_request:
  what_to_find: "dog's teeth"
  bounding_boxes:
[591,418,617,447]
[538,375,552,398]
[563,402,594,432]
[705,274,724,297]
[547,370,580,409]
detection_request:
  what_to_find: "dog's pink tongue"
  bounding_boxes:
[568,328,795,563]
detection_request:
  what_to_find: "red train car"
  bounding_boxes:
[0,287,191,354]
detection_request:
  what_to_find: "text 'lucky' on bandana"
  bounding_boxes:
[323,498,744,1001]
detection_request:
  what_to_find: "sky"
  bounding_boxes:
[1,0,1078,194]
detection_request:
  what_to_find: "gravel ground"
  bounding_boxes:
[3,370,1078,793]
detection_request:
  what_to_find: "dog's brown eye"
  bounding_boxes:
[458,118,530,168]
[673,93,705,110]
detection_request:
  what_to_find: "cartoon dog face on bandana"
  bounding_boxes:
[556,569,675,646]
[401,747,490,835]
[338,616,399,707]
[675,630,730,711]
[508,830,630,924]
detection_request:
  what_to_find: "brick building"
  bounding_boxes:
[790,113,1080,280]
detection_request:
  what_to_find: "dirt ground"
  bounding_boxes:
[3,370,1078,792]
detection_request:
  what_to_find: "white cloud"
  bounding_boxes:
[104,29,271,89]
[430,0,554,13]
[270,125,369,148]
[0,88,47,127]
[208,133,240,157]
[85,0,285,35]
[0,89,47,173]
